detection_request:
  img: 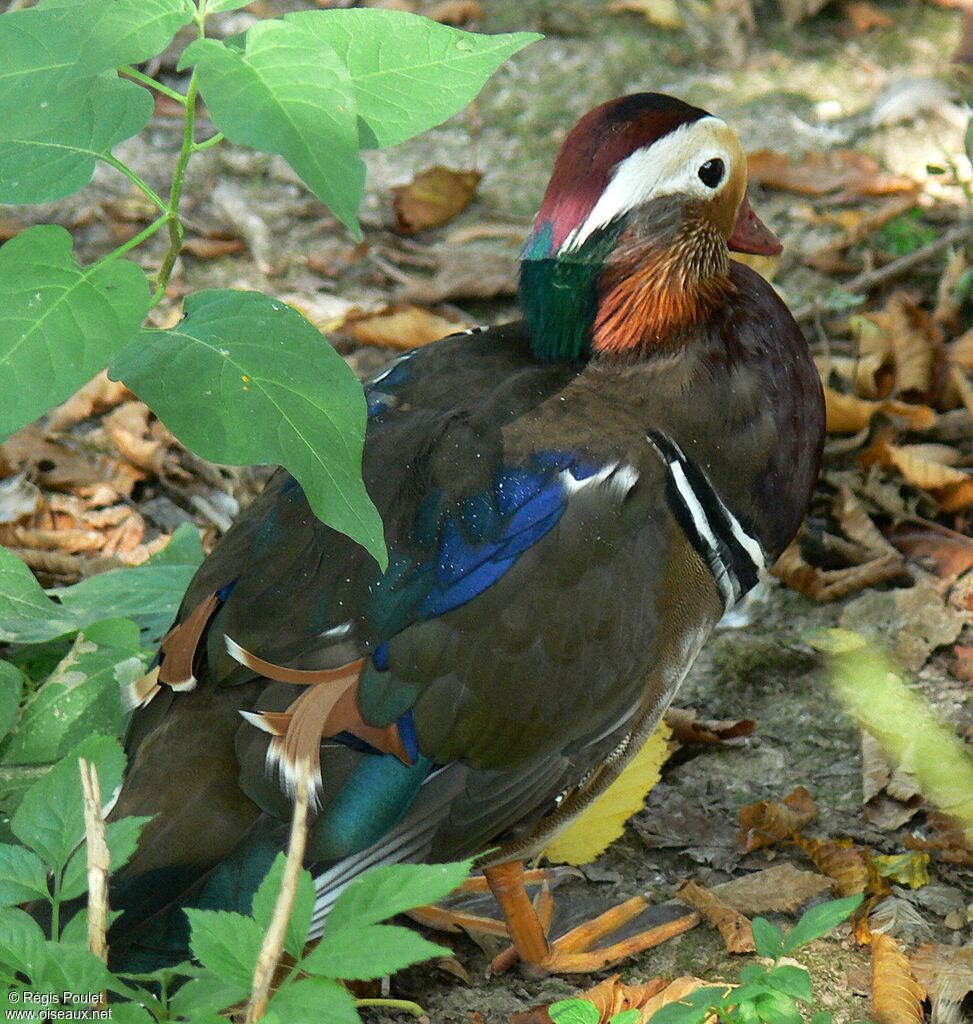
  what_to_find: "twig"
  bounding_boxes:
[793,223,973,325]
[79,759,110,1005]
[244,771,310,1023]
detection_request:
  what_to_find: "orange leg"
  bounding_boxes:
[484,860,700,976]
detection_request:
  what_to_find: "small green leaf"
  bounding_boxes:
[781,895,863,955]
[251,853,315,960]
[167,974,249,1018]
[11,735,124,872]
[2,622,141,765]
[647,998,714,1024]
[0,545,80,643]
[810,1013,832,1024]
[751,989,803,1024]
[0,844,49,905]
[185,908,264,990]
[302,922,448,980]
[610,1010,642,1024]
[751,916,785,959]
[206,0,257,11]
[147,523,205,568]
[181,20,363,231]
[0,226,149,442]
[548,999,599,1024]
[0,907,48,978]
[0,662,22,739]
[264,977,359,1024]
[326,858,472,933]
[111,290,386,567]
[765,965,813,1003]
[60,906,121,946]
[284,10,540,149]
[34,942,113,998]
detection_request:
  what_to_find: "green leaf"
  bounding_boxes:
[0,76,152,205]
[180,20,364,232]
[752,990,803,1024]
[0,662,22,740]
[326,858,472,933]
[51,565,198,646]
[61,814,151,900]
[0,545,79,643]
[147,523,205,567]
[34,943,112,998]
[250,853,315,960]
[302,921,448,980]
[965,115,973,167]
[59,906,121,946]
[647,998,714,1024]
[751,916,785,959]
[2,621,141,765]
[810,1013,832,1024]
[765,965,813,1003]
[111,290,386,567]
[548,1000,599,1024]
[206,0,257,11]
[166,974,249,1018]
[283,10,540,149]
[0,908,47,978]
[781,895,863,955]
[264,977,359,1024]
[0,844,49,905]
[610,1012,642,1024]
[11,735,124,872]
[0,226,149,441]
[186,908,263,990]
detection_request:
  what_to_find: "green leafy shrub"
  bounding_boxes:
[548,894,863,1024]
[0,0,537,817]
[0,734,472,1021]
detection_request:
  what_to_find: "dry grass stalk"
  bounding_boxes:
[79,758,110,1005]
[244,769,310,1023]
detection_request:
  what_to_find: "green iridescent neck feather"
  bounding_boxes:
[519,220,622,363]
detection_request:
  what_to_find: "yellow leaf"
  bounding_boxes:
[545,721,672,866]
[873,851,930,889]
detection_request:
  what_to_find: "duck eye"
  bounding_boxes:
[698,158,724,188]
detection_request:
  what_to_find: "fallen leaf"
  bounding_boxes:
[393,166,482,234]
[737,786,816,852]
[666,708,755,745]
[869,440,973,505]
[545,721,673,865]
[103,402,168,477]
[398,247,517,304]
[821,384,936,434]
[871,932,925,1024]
[885,294,939,399]
[609,0,685,29]
[904,811,973,867]
[349,306,468,351]
[639,977,729,1019]
[0,472,41,524]
[911,943,973,1006]
[862,732,923,831]
[792,835,870,897]
[843,1,894,31]
[676,881,755,953]
[773,538,904,603]
[425,0,483,24]
[182,236,246,259]
[47,372,130,431]
[891,527,973,579]
[747,148,916,204]
[709,863,832,914]
[544,973,669,1024]
[935,250,968,331]
[872,852,930,889]
[806,196,917,272]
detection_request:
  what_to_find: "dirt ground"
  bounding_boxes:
[8,0,973,1020]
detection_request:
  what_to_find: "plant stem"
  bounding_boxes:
[354,999,428,1019]
[101,156,168,212]
[192,131,224,153]
[151,70,200,308]
[118,66,187,106]
[92,214,169,272]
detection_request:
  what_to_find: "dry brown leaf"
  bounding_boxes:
[871,932,925,1024]
[792,835,870,897]
[397,247,517,304]
[676,881,755,953]
[104,402,168,477]
[666,708,755,745]
[566,974,669,1022]
[747,148,916,203]
[935,250,968,331]
[822,385,936,434]
[886,295,938,398]
[639,977,728,1020]
[609,0,685,28]
[48,373,130,431]
[807,196,916,271]
[882,442,972,493]
[182,236,246,260]
[425,0,483,24]
[892,527,973,579]
[843,0,894,30]
[392,166,482,234]
[773,539,904,602]
[949,364,973,422]
[737,786,817,852]
[0,473,41,524]
[951,328,973,372]
[833,486,902,560]
[350,306,467,350]
[862,733,923,831]
[710,863,832,914]
[904,811,973,866]
[911,943,973,1004]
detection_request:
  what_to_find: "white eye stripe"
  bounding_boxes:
[560,116,739,254]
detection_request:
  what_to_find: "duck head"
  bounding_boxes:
[520,93,781,361]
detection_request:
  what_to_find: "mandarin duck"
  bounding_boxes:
[108,93,825,974]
